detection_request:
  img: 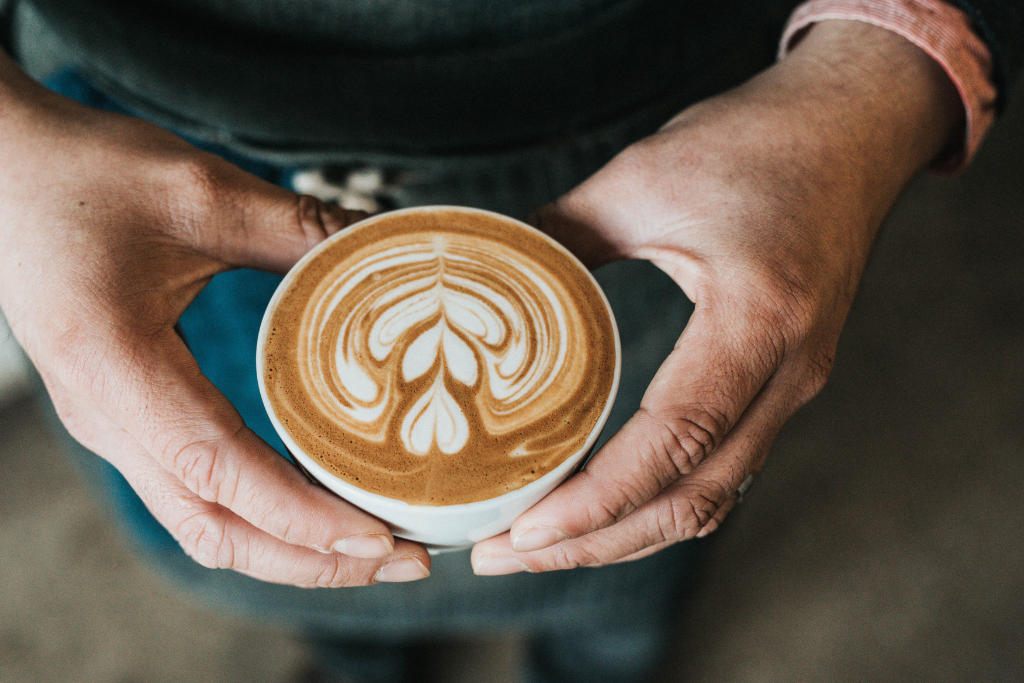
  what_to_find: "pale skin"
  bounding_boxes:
[0,20,962,585]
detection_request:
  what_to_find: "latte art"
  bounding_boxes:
[262,209,617,505]
[309,235,573,458]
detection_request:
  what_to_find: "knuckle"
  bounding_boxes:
[614,142,660,184]
[162,156,232,239]
[42,309,155,407]
[644,408,726,476]
[172,156,229,207]
[169,436,238,506]
[593,493,629,526]
[50,395,98,449]
[272,514,297,546]
[177,510,238,570]
[545,541,605,571]
[46,328,141,412]
[312,559,359,588]
[575,470,648,529]
[734,268,842,409]
[247,493,300,545]
[45,322,105,389]
[663,482,729,540]
[795,347,836,403]
[741,267,820,352]
[293,194,331,248]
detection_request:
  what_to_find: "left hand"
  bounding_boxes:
[472,20,964,573]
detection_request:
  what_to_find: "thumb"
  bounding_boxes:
[185,156,370,274]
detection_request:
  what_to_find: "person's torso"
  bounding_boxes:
[23,0,797,159]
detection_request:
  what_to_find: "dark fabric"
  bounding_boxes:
[0,0,14,56]
[951,0,1024,113]
[122,0,623,50]
[526,625,671,683]
[25,0,797,160]
[19,0,1024,151]
[305,637,425,683]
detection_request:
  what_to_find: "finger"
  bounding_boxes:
[120,445,431,586]
[79,327,403,560]
[587,477,741,559]
[611,539,675,565]
[603,442,760,552]
[60,395,432,585]
[179,156,370,273]
[695,489,740,538]
[473,370,789,573]
[506,305,778,554]
[474,447,751,574]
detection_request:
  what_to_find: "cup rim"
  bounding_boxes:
[256,205,621,512]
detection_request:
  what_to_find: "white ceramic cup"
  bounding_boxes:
[256,206,620,551]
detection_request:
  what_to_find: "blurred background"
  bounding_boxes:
[2,34,1023,683]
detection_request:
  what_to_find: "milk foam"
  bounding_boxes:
[263,210,617,505]
[300,234,572,456]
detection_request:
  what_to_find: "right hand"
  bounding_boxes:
[0,54,431,586]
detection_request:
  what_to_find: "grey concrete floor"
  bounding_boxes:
[2,81,1023,683]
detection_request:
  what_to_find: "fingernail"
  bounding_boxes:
[512,526,568,553]
[374,557,430,583]
[473,555,532,576]
[332,534,394,559]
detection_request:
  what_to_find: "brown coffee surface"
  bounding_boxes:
[262,209,617,505]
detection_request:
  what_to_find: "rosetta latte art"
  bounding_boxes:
[264,210,616,505]
[301,235,571,457]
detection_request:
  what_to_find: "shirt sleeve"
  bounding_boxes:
[779,0,998,172]
[949,0,1024,115]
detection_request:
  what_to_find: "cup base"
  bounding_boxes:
[422,542,472,556]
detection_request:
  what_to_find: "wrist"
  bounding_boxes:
[781,1,997,173]
[768,19,962,216]
[790,20,962,155]
[640,19,962,292]
[655,18,961,245]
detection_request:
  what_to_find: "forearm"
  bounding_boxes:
[781,19,962,214]
[0,46,118,165]
[653,19,962,277]
[0,49,72,306]
[784,19,960,196]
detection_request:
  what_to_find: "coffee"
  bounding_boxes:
[261,208,617,505]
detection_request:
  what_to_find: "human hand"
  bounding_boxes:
[0,54,431,586]
[472,20,963,573]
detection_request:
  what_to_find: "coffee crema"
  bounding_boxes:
[262,209,617,505]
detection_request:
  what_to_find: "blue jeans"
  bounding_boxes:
[46,68,701,682]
